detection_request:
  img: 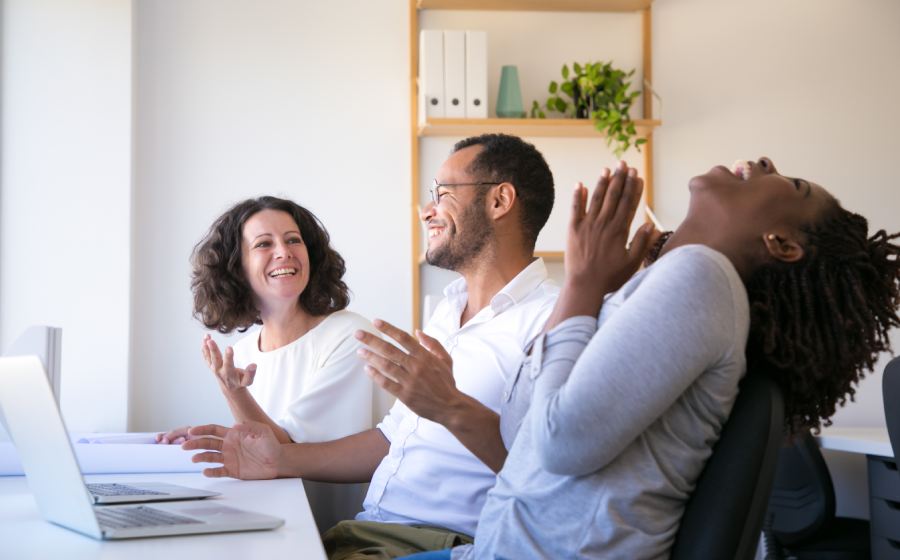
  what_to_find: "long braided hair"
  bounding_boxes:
[744,202,900,432]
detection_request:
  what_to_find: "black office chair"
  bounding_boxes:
[883,357,900,467]
[670,372,785,560]
[763,431,870,560]
[877,356,900,557]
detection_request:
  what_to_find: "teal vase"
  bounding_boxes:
[496,65,525,118]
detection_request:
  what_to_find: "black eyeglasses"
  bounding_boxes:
[429,178,502,205]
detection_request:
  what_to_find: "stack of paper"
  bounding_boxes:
[0,433,205,476]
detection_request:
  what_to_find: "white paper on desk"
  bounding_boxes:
[0,439,206,476]
[75,432,159,444]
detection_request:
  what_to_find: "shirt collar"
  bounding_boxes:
[442,258,550,318]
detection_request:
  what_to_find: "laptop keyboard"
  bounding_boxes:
[87,483,167,497]
[95,505,203,529]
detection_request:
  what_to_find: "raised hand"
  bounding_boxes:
[546,161,656,330]
[355,319,458,425]
[201,334,257,391]
[182,422,281,480]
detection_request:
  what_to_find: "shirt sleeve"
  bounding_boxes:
[528,249,742,476]
[277,324,381,443]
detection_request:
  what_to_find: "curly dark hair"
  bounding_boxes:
[452,134,554,250]
[191,196,350,333]
[745,201,900,432]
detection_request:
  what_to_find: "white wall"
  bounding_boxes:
[0,0,132,431]
[128,0,409,431]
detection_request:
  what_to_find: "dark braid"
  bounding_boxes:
[745,203,900,432]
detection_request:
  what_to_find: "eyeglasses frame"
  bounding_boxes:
[429,178,503,206]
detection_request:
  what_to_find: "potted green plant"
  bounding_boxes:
[530,61,647,157]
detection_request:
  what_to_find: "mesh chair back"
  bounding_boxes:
[671,372,785,560]
[766,432,835,545]
[883,357,900,462]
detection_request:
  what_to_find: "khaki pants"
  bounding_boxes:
[323,520,473,560]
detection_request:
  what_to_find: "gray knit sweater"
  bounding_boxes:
[454,244,750,560]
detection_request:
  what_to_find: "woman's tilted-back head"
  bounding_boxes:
[191,196,350,333]
[665,157,900,431]
[745,197,900,432]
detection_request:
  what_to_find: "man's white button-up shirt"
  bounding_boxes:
[356,259,559,536]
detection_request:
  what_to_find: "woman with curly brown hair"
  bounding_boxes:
[157,196,392,447]
[395,158,899,560]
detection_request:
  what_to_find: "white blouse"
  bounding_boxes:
[232,310,394,443]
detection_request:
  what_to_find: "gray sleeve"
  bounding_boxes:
[528,249,741,477]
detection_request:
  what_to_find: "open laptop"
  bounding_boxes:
[0,355,284,539]
[2,326,216,504]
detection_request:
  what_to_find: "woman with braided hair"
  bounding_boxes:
[402,157,900,560]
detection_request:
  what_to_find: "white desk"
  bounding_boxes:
[817,426,893,457]
[0,472,327,560]
[816,426,900,559]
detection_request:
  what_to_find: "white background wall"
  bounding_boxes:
[128,0,410,431]
[0,0,132,432]
[1,0,897,515]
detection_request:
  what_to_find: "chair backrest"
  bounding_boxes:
[766,431,835,545]
[670,372,785,560]
[883,357,900,462]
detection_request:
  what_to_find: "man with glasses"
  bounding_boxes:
[185,134,559,559]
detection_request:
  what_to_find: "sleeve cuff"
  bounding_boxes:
[529,315,597,381]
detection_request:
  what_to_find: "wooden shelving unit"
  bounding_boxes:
[417,0,652,12]
[409,0,658,329]
[420,118,660,138]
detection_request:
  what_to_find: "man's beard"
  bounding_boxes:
[426,199,492,272]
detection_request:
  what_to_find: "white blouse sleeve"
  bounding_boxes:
[277,322,384,443]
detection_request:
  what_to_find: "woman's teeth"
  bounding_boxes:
[731,160,751,180]
[269,268,297,277]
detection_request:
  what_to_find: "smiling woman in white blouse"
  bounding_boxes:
[157,196,392,447]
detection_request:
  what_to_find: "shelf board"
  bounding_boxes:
[419,117,660,139]
[417,0,652,12]
[535,251,564,261]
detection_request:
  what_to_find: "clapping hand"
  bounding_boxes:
[565,161,654,294]
[546,161,657,331]
[202,334,257,391]
[182,422,281,480]
[355,320,458,425]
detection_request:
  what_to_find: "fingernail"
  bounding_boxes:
[618,160,626,169]
[628,168,637,178]
[373,318,384,327]
[354,330,365,340]
[357,348,367,357]
[601,168,610,178]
